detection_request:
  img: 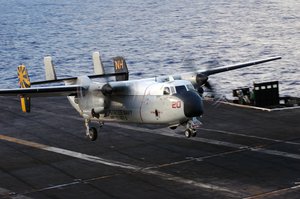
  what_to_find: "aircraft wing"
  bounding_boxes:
[200,56,281,76]
[177,56,281,89]
[0,85,82,97]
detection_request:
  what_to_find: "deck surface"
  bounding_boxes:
[0,97,299,199]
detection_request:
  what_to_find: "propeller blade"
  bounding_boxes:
[195,73,216,97]
[196,73,208,86]
[204,81,213,91]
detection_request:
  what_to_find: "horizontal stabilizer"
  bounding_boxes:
[0,85,82,97]
[30,72,128,85]
[28,54,129,85]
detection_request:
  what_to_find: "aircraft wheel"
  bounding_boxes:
[185,129,191,138]
[87,127,98,141]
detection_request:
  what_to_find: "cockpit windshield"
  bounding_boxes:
[175,85,187,94]
[186,84,195,91]
[163,86,176,95]
[164,83,194,95]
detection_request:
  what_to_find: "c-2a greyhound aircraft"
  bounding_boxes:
[0,52,281,141]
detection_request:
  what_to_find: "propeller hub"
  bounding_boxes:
[196,73,214,96]
[196,73,208,86]
[102,84,113,96]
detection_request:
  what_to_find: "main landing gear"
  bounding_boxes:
[87,127,97,141]
[85,119,103,141]
[184,117,202,138]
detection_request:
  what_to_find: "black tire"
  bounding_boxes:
[185,129,191,138]
[88,127,97,141]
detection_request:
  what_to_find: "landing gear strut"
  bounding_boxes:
[85,119,98,141]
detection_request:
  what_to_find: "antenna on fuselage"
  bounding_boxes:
[168,76,174,82]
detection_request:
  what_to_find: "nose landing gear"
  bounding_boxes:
[184,117,202,138]
[184,128,197,138]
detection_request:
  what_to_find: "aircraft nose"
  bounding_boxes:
[177,91,203,117]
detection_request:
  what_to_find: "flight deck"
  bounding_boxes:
[0,97,299,199]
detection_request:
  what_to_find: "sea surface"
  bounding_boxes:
[0,0,299,98]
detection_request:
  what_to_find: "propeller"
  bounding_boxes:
[180,53,216,97]
[195,73,215,97]
[101,83,113,96]
[89,83,114,117]
[87,55,127,117]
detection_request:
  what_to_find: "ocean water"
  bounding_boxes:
[0,0,299,98]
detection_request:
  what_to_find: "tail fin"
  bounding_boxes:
[113,56,129,81]
[92,51,105,75]
[17,65,31,112]
[44,56,57,81]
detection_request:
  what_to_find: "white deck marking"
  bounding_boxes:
[201,127,300,146]
[243,184,300,199]
[22,174,120,195]
[0,187,33,199]
[220,101,300,112]
[0,135,238,196]
[109,123,300,160]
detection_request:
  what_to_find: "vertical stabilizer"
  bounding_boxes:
[113,56,129,81]
[17,65,31,112]
[44,56,57,80]
[92,52,105,75]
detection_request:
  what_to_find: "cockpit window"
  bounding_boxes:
[175,85,187,94]
[170,87,175,94]
[187,84,195,91]
[163,87,170,95]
